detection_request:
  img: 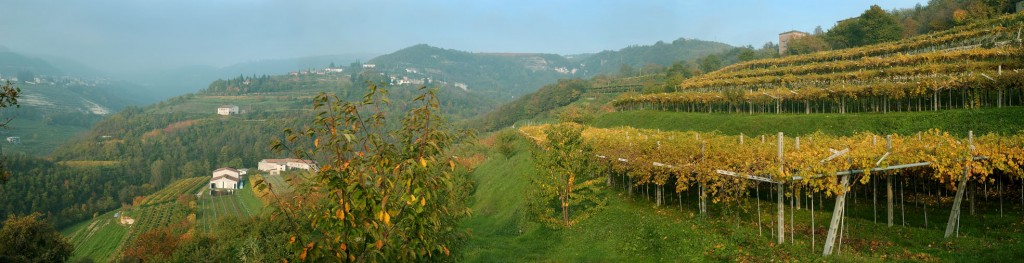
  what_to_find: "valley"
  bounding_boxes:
[3,1,1024,262]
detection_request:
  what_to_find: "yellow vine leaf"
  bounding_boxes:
[420,157,427,168]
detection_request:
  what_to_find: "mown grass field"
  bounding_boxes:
[58,160,121,167]
[460,133,1024,262]
[593,106,1024,137]
[149,94,315,114]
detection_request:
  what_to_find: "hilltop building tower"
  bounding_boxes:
[778,30,809,55]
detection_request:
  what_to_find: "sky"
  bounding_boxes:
[0,0,924,72]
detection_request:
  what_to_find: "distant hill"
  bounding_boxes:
[367,40,732,100]
[116,53,377,99]
[368,44,577,99]
[0,50,62,76]
[0,49,155,155]
[572,38,733,76]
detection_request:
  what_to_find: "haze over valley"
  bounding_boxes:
[4,1,1024,262]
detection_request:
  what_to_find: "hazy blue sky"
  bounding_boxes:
[1,0,923,72]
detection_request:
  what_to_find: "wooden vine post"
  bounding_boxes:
[944,131,973,238]
[822,142,853,256]
[822,174,851,256]
[776,132,785,245]
[886,135,894,227]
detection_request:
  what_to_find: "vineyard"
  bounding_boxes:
[63,177,207,262]
[613,13,1024,114]
[520,124,1024,255]
[196,180,262,233]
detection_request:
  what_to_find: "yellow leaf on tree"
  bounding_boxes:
[375,240,383,249]
[420,157,427,168]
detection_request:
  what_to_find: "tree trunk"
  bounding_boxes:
[562,194,570,226]
[888,175,894,227]
[757,182,763,236]
[777,183,785,245]
[873,177,878,224]
[901,178,906,227]
[811,191,816,250]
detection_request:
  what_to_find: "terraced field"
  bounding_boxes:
[196,177,264,233]
[62,177,207,262]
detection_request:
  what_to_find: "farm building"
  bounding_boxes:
[210,167,242,193]
[258,158,317,175]
[217,105,239,115]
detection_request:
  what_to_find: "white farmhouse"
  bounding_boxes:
[258,158,317,175]
[210,167,242,193]
[217,105,239,116]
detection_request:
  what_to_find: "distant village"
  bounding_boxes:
[286,64,471,91]
[0,72,110,87]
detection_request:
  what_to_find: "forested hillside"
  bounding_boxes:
[572,38,733,76]
[0,70,486,230]
[368,44,577,99]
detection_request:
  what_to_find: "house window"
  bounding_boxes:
[211,183,216,189]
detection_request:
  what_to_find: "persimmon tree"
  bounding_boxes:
[264,84,471,262]
[0,81,18,184]
[531,122,605,227]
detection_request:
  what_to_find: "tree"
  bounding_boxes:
[122,226,180,262]
[824,5,902,48]
[531,123,605,227]
[618,64,635,77]
[858,5,903,46]
[785,35,830,55]
[0,81,20,184]
[495,129,519,159]
[697,54,722,73]
[0,213,73,263]
[737,48,757,62]
[265,84,470,261]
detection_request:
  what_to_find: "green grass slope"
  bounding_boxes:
[593,107,1024,137]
